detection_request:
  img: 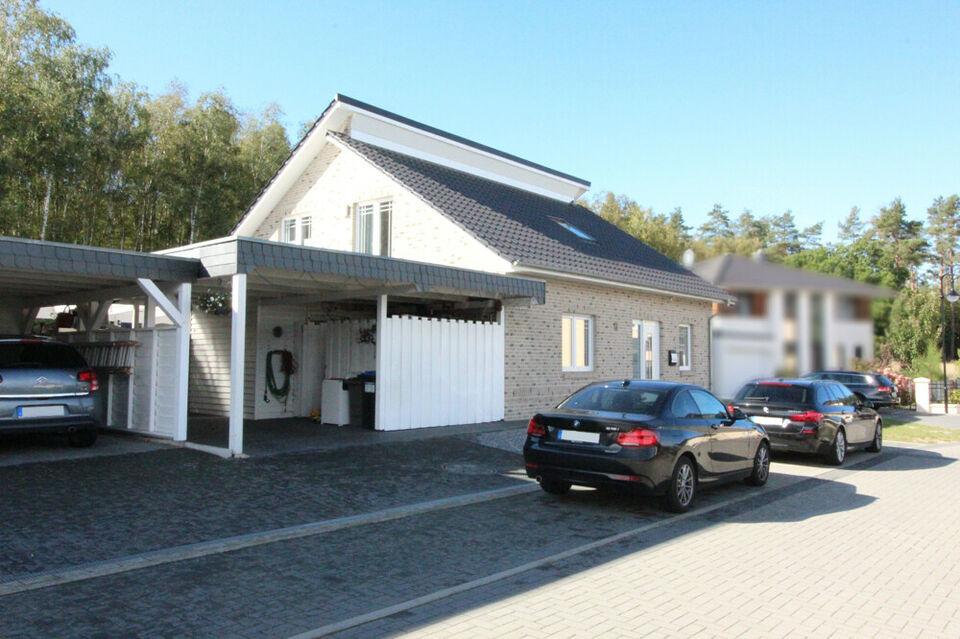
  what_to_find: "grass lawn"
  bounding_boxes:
[883,420,960,443]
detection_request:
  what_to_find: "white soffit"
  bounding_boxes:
[348,111,588,202]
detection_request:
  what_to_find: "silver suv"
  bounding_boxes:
[0,337,99,447]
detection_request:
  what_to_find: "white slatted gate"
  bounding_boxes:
[377,315,504,430]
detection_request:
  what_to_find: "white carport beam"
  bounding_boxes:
[19,307,39,335]
[136,278,185,327]
[229,273,247,456]
[25,283,147,308]
[258,284,417,307]
[87,300,112,338]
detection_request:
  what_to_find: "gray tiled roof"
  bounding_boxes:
[692,254,894,298]
[331,133,732,303]
[0,236,203,282]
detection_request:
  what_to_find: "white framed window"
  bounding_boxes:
[354,199,392,256]
[562,314,594,372]
[300,216,312,243]
[282,218,297,243]
[678,324,691,371]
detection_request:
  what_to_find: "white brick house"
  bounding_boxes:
[207,95,732,431]
[692,254,893,398]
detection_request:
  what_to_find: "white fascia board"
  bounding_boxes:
[510,265,730,304]
[232,107,351,238]
[347,109,589,202]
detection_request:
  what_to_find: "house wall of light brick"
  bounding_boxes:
[504,277,712,419]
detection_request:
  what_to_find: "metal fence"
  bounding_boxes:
[928,380,960,403]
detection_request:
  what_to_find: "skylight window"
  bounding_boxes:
[551,217,596,242]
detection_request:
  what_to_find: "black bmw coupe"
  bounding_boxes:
[524,380,770,512]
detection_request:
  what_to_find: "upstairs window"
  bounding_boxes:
[283,218,297,243]
[355,199,392,256]
[300,217,312,243]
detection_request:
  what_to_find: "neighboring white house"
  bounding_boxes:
[691,253,894,398]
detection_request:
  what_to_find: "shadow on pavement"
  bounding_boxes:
[773,445,955,473]
[328,446,953,638]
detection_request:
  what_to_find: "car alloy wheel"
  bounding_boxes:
[867,421,882,453]
[757,445,769,482]
[676,463,694,506]
[835,429,846,463]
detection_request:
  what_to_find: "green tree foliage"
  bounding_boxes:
[926,195,960,276]
[588,192,691,261]
[885,288,942,365]
[0,0,291,250]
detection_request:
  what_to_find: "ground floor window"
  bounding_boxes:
[632,320,660,380]
[678,324,691,371]
[562,314,593,371]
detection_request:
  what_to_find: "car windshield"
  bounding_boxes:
[559,384,666,415]
[877,375,894,386]
[0,342,86,369]
[736,383,808,404]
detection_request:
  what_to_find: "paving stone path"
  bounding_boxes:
[0,435,957,638]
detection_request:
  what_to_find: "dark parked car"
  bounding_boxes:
[802,370,898,409]
[0,337,99,447]
[731,379,881,465]
[523,380,770,513]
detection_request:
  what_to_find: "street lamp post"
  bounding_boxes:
[939,264,959,414]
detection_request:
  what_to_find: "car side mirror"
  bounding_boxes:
[853,393,869,409]
[726,406,747,422]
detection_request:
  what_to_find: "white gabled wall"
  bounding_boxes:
[251,141,512,274]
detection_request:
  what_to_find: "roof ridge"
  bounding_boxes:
[335,95,591,187]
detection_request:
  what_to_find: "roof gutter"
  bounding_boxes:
[509,265,734,305]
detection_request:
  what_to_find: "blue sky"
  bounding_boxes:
[44,0,960,241]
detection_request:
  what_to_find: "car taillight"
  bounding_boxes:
[788,410,823,423]
[877,386,893,393]
[527,417,546,437]
[78,369,99,392]
[616,428,659,447]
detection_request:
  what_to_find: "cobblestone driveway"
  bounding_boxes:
[0,434,957,638]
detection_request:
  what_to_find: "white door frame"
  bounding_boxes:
[633,320,661,380]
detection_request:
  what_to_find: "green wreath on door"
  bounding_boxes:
[264,349,298,403]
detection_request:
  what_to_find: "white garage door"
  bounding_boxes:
[714,341,774,399]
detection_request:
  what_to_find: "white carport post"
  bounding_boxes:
[229,274,247,456]
[136,278,192,443]
[174,282,192,442]
[374,294,387,431]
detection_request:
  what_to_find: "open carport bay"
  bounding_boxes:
[0,237,201,453]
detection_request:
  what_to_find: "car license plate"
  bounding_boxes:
[752,416,787,427]
[558,429,600,444]
[17,405,66,418]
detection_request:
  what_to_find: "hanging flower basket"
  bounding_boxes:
[197,290,231,316]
